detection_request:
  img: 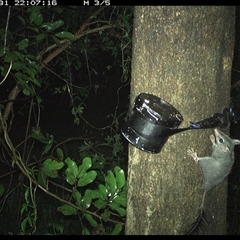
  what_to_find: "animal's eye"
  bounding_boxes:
[219,138,224,143]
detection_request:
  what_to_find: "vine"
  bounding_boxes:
[0,6,133,235]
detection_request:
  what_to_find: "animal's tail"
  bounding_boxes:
[185,206,208,235]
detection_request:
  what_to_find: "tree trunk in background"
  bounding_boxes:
[125,6,235,235]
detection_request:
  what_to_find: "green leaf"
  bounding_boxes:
[78,170,97,187]
[52,35,61,47]
[42,158,64,171]
[114,166,126,190]
[57,204,77,216]
[20,202,28,216]
[29,11,38,23]
[12,61,25,71]
[42,135,54,155]
[105,170,117,196]
[12,51,24,60]
[30,76,41,87]
[65,158,78,185]
[25,67,37,78]
[0,183,4,197]
[89,189,100,199]
[27,6,42,13]
[98,184,108,200]
[56,148,64,161]
[42,158,64,178]
[92,161,104,170]
[31,128,50,144]
[30,61,42,73]
[24,54,37,60]
[26,26,39,34]
[93,199,106,209]
[108,202,126,217]
[111,224,122,235]
[78,157,92,178]
[37,170,48,188]
[36,33,47,43]
[73,189,82,207]
[15,72,33,96]
[50,222,64,234]
[54,31,74,40]
[119,14,131,33]
[81,189,92,210]
[85,213,98,227]
[101,209,110,220]
[119,189,127,198]
[23,89,31,96]
[113,195,126,207]
[28,6,42,24]
[34,13,43,26]
[53,7,63,13]
[41,20,64,33]
[15,69,41,89]
[24,187,29,202]
[17,15,26,25]
[36,95,42,105]
[4,51,19,62]
[21,218,28,233]
[82,227,90,235]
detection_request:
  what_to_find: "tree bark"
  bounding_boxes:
[125,6,235,235]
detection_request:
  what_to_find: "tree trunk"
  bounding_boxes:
[125,6,235,235]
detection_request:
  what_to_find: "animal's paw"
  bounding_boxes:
[187,149,199,163]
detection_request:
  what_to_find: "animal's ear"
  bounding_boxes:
[209,134,216,144]
[234,139,240,145]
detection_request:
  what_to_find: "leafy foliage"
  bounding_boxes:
[0,5,133,235]
[40,146,126,235]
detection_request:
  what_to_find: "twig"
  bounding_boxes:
[0,6,109,135]
[0,84,21,134]
[0,61,12,85]
[3,6,11,54]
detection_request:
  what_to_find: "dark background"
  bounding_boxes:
[0,5,240,235]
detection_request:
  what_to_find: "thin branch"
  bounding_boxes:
[0,6,108,135]
[0,61,12,85]
[1,111,124,225]
[0,84,21,134]
[39,7,108,66]
[37,24,112,62]
[3,6,11,54]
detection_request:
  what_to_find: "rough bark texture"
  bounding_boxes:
[125,6,235,235]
